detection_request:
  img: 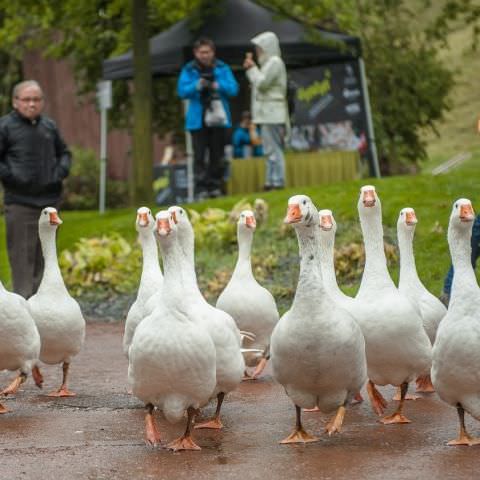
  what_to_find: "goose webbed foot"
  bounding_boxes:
[195,393,224,430]
[144,403,161,446]
[392,385,419,401]
[415,374,435,393]
[381,382,411,424]
[366,380,388,416]
[448,404,480,446]
[0,402,9,414]
[32,366,43,389]
[47,362,76,397]
[303,406,321,412]
[251,357,268,379]
[168,407,201,451]
[1,372,27,396]
[351,391,364,404]
[280,405,319,444]
[326,405,346,435]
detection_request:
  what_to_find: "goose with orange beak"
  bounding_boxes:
[128,210,216,451]
[397,207,446,393]
[28,207,85,397]
[165,205,245,430]
[270,195,366,444]
[432,199,480,446]
[315,208,365,405]
[123,207,163,358]
[217,209,279,380]
[354,187,431,424]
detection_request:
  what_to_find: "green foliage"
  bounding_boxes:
[59,233,142,298]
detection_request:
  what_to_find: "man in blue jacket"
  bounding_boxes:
[178,38,238,198]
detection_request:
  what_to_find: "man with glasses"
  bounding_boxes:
[0,80,71,298]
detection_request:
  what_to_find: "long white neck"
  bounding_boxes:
[358,208,394,295]
[448,221,479,308]
[291,224,326,311]
[38,227,69,295]
[319,229,342,296]
[177,225,206,301]
[232,226,255,281]
[397,225,423,291]
[137,230,162,298]
[160,237,196,313]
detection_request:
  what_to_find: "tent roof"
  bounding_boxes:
[103,0,361,80]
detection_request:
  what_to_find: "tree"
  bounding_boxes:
[263,0,480,172]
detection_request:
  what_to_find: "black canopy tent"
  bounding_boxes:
[102,0,379,201]
[103,0,361,79]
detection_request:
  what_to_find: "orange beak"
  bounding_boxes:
[284,204,302,224]
[245,215,256,229]
[405,211,417,226]
[320,215,333,231]
[460,203,475,222]
[363,190,375,207]
[156,218,171,236]
[171,210,178,224]
[137,212,149,227]
[49,211,62,226]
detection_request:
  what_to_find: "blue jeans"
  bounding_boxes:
[261,124,285,187]
[443,214,480,294]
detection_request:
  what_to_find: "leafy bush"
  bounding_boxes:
[62,146,129,210]
[59,233,141,297]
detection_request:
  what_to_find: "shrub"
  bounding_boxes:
[59,233,141,297]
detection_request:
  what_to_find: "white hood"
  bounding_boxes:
[251,31,282,65]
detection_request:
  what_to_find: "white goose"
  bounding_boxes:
[216,210,279,379]
[270,195,366,443]
[397,207,446,392]
[317,209,364,405]
[167,205,244,429]
[355,186,431,423]
[0,282,41,412]
[123,207,163,357]
[432,198,480,446]
[28,208,85,397]
[128,210,216,450]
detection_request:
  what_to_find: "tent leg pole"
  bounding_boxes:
[358,57,380,178]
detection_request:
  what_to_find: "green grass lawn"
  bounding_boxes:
[1,154,479,315]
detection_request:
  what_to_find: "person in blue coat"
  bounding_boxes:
[177,37,238,197]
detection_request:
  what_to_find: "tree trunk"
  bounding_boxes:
[132,0,153,205]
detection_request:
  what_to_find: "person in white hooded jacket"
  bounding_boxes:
[244,31,288,190]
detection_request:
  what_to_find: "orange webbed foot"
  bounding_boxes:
[447,435,480,446]
[1,373,27,396]
[251,358,268,379]
[392,387,419,401]
[303,406,322,413]
[194,417,223,430]
[351,392,364,404]
[32,366,43,389]
[380,412,411,424]
[145,416,161,446]
[280,428,319,444]
[0,403,9,414]
[167,435,201,451]
[325,406,346,436]
[415,375,435,393]
[367,381,388,416]
[47,387,76,397]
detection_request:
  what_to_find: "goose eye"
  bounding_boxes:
[43,211,47,215]
[455,203,458,209]
[303,200,307,205]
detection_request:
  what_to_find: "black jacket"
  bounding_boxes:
[0,110,72,207]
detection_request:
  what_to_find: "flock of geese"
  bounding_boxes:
[1,186,480,452]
